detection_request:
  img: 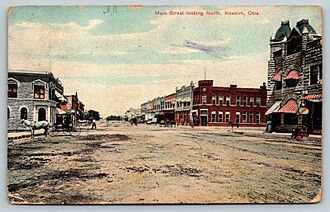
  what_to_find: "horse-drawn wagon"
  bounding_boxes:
[49,113,81,136]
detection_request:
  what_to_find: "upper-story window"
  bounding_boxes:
[250,97,254,107]
[272,69,282,90]
[256,97,261,107]
[310,65,318,85]
[202,95,207,104]
[236,96,241,106]
[219,95,223,105]
[212,95,216,105]
[8,84,18,98]
[226,95,231,106]
[243,97,248,107]
[284,70,300,88]
[34,85,45,99]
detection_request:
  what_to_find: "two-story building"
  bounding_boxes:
[175,82,194,125]
[8,70,65,131]
[61,92,85,120]
[266,19,322,134]
[192,80,267,127]
[160,93,176,123]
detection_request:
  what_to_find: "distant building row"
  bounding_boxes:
[7,70,85,131]
[140,80,268,127]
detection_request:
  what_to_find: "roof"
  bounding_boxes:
[300,94,322,102]
[296,19,317,34]
[274,20,291,41]
[278,99,298,113]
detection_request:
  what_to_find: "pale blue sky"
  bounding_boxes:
[8,5,323,115]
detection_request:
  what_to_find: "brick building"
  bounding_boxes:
[192,80,267,127]
[175,82,194,125]
[61,92,85,120]
[266,19,322,134]
[8,70,64,131]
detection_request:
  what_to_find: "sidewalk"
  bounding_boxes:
[8,129,45,140]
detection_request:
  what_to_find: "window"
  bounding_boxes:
[236,96,241,106]
[319,64,322,80]
[219,95,224,105]
[250,97,254,107]
[20,107,28,120]
[7,108,10,120]
[212,95,216,105]
[202,95,207,105]
[284,114,298,125]
[235,112,240,123]
[242,112,247,123]
[211,111,216,122]
[226,95,231,106]
[275,81,282,90]
[310,65,318,85]
[225,112,230,123]
[34,85,45,99]
[256,112,260,123]
[8,84,17,98]
[243,97,248,107]
[256,97,261,107]
[218,111,223,122]
[249,112,254,123]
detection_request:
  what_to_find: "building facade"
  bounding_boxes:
[8,70,64,131]
[266,19,322,134]
[175,82,194,125]
[160,93,176,123]
[192,80,267,127]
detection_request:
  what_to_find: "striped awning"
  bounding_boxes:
[300,94,322,100]
[265,101,281,115]
[284,70,300,80]
[278,99,298,113]
[272,70,282,81]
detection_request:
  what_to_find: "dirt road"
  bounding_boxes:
[7,121,322,204]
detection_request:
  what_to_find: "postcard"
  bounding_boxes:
[7,5,322,204]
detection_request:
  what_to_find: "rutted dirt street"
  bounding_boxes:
[7,121,322,204]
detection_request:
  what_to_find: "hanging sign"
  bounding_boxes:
[298,107,309,115]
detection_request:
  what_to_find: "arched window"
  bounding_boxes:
[7,107,10,120]
[38,108,46,121]
[20,107,28,120]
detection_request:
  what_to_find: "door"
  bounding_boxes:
[201,116,208,126]
[38,108,46,121]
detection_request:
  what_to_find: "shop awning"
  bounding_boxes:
[272,70,282,81]
[265,101,281,115]
[55,91,66,102]
[300,94,322,101]
[284,70,300,80]
[278,100,298,113]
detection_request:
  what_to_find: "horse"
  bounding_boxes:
[21,119,50,139]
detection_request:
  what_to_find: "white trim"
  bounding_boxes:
[18,105,29,113]
[8,77,20,86]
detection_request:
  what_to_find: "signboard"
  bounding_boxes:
[298,107,309,115]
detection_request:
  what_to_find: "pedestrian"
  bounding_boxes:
[190,115,194,129]
[91,119,97,129]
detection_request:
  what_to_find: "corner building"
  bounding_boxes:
[192,80,267,127]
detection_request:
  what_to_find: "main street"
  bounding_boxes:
[7,121,321,204]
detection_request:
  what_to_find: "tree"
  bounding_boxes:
[85,110,100,120]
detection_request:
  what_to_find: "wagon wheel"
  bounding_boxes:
[48,126,58,137]
[70,125,81,137]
